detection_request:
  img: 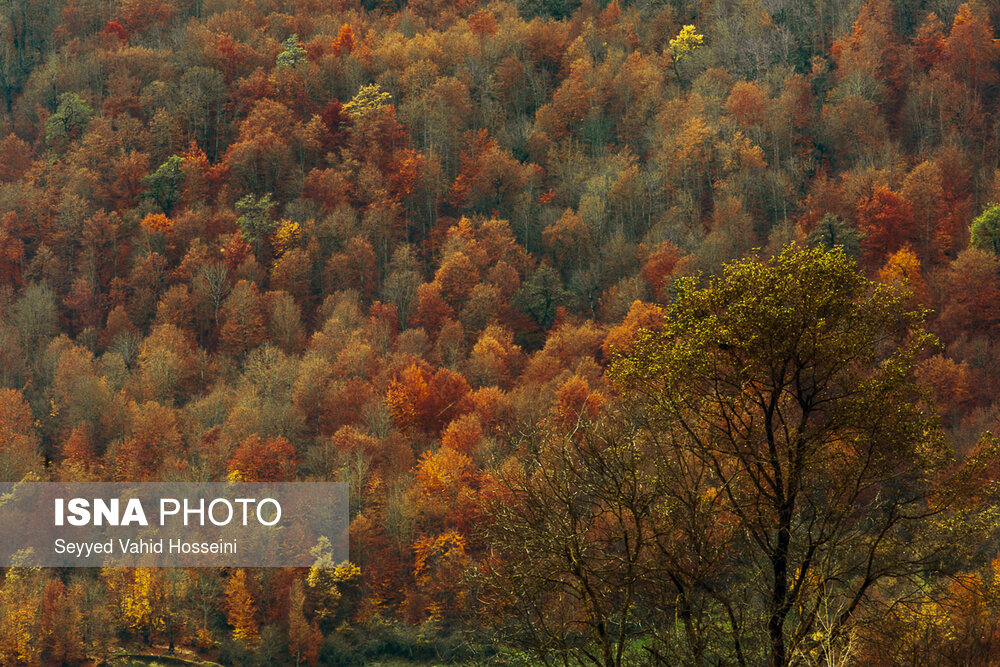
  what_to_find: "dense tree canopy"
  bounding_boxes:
[1,0,1000,664]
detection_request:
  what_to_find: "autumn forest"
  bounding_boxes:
[2,0,1000,664]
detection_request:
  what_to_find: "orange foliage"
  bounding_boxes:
[602,300,665,358]
[386,362,471,434]
[468,11,497,38]
[332,23,355,56]
[878,246,928,304]
[914,13,946,70]
[141,213,174,234]
[411,530,470,621]
[410,283,455,333]
[114,401,183,481]
[0,212,25,288]
[725,81,767,127]
[640,242,683,299]
[551,375,605,429]
[857,185,916,267]
[939,3,999,94]
[228,434,298,481]
[0,389,43,479]
[441,415,483,454]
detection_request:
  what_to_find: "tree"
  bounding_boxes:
[39,579,85,664]
[385,361,471,435]
[0,565,44,665]
[224,569,258,646]
[331,24,355,56]
[0,134,32,183]
[227,434,298,481]
[287,580,321,666]
[115,401,183,481]
[235,193,277,255]
[901,161,946,263]
[970,203,1000,255]
[937,248,1000,338]
[44,92,93,147]
[143,155,184,214]
[807,213,863,257]
[276,34,306,68]
[102,568,169,646]
[914,13,945,70]
[602,245,955,667]
[856,185,915,267]
[516,263,569,328]
[219,280,268,355]
[938,3,999,97]
[481,414,677,667]
[668,25,704,82]
[0,388,43,481]
[344,83,392,120]
[306,538,360,631]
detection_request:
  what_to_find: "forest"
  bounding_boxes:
[2,0,1000,664]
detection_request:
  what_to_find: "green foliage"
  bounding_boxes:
[276,34,307,68]
[12,283,58,352]
[807,212,863,257]
[609,243,949,667]
[516,0,581,19]
[44,92,93,145]
[143,156,184,213]
[970,203,1000,254]
[516,263,569,327]
[235,193,276,250]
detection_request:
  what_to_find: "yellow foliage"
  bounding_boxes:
[412,531,470,621]
[224,568,259,645]
[344,83,392,119]
[273,219,301,256]
[333,561,362,583]
[669,25,704,61]
[878,246,928,302]
[0,567,42,665]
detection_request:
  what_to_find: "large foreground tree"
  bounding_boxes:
[483,245,973,666]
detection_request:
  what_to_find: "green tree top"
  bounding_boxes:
[970,203,1000,255]
[236,193,276,252]
[45,92,93,145]
[143,155,184,213]
[807,212,863,257]
[276,34,307,68]
[609,244,949,667]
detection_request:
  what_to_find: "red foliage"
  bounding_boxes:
[0,213,25,288]
[468,11,498,38]
[725,81,767,127]
[102,19,129,42]
[856,185,916,267]
[228,435,298,481]
[640,242,683,299]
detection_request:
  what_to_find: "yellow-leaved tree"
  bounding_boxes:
[344,83,392,120]
[224,568,259,646]
[668,25,704,82]
[306,537,361,631]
